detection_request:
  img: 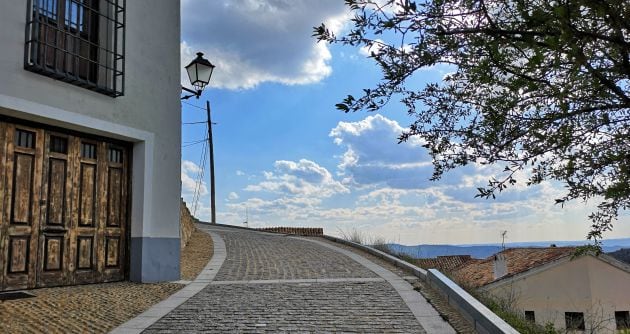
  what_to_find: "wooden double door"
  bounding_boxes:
[0,121,129,291]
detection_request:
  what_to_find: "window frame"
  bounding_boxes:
[24,0,125,97]
[616,311,630,330]
[565,312,585,331]
[524,310,535,323]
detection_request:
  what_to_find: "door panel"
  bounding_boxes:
[105,236,120,267]
[79,163,96,227]
[46,158,67,225]
[76,236,94,270]
[11,153,36,225]
[1,125,44,291]
[0,120,130,291]
[43,235,63,270]
[106,167,122,227]
[72,139,100,284]
[37,133,72,287]
[7,236,30,273]
[101,146,127,282]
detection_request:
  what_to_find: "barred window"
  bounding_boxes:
[565,312,585,331]
[524,311,535,323]
[25,0,125,97]
[617,311,630,330]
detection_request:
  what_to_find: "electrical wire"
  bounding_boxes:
[181,100,207,111]
[182,138,208,147]
[191,126,209,216]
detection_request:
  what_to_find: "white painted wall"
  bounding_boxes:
[0,0,182,281]
[0,0,181,239]
[486,255,630,333]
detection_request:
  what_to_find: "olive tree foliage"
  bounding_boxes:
[314,0,630,243]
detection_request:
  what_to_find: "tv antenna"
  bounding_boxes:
[501,230,508,250]
[243,207,249,228]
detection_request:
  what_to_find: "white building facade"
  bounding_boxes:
[0,0,182,290]
[484,254,630,333]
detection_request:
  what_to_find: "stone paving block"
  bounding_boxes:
[118,226,466,333]
[211,229,377,281]
[144,282,425,333]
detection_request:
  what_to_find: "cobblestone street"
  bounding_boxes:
[0,229,212,334]
[132,225,455,333]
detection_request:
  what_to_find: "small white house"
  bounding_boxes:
[453,247,630,333]
[0,0,182,290]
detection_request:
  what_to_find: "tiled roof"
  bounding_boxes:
[451,247,575,288]
[413,255,474,272]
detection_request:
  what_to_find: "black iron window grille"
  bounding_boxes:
[24,0,125,97]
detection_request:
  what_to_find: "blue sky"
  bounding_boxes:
[179,0,630,245]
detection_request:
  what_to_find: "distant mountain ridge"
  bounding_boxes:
[609,248,630,264]
[388,238,630,259]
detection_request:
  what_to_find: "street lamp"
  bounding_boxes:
[181,52,217,225]
[182,52,215,100]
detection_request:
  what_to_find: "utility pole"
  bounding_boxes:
[207,100,216,224]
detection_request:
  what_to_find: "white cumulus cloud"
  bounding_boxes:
[245,159,349,197]
[181,0,349,90]
[181,160,208,195]
[330,114,434,188]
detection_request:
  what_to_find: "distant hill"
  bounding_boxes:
[608,248,630,264]
[388,244,502,259]
[389,238,630,259]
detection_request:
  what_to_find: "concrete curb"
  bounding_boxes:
[109,230,226,334]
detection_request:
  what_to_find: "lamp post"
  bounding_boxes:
[181,52,217,224]
[182,52,215,100]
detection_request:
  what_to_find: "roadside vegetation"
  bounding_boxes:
[473,293,558,334]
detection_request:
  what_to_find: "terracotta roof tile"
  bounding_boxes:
[451,247,575,288]
[413,255,474,272]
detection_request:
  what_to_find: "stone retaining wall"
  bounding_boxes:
[256,227,323,236]
[180,199,197,250]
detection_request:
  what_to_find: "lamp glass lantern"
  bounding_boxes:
[185,52,215,93]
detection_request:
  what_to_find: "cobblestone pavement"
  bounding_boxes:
[214,228,376,281]
[315,238,476,334]
[0,229,212,334]
[143,226,455,333]
[144,281,422,333]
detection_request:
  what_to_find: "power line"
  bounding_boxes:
[181,100,207,111]
[182,138,208,147]
[192,149,206,215]
[183,138,207,144]
[182,121,207,125]
[192,124,209,216]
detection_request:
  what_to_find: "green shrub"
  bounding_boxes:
[478,295,558,334]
